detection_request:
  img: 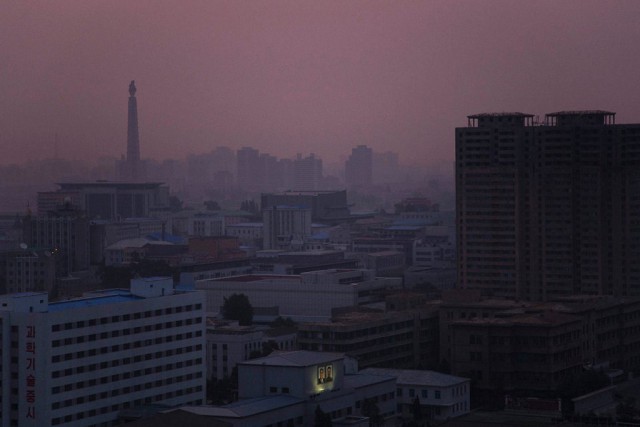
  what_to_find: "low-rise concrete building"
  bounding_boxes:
[206,321,297,381]
[196,269,401,322]
[161,351,397,426]
[298,305,440,370]
[362,368,470,422]
[224,223,263,248]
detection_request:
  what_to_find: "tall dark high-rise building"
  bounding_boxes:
[124,80,142,181]
[456,111,640,300]
[236,146,262,190]
[293,153,323,191]
[345,145,373,188]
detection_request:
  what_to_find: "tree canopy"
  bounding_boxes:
[222,293,253,326]
[314,405,332,427]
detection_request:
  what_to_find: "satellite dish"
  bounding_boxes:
[19,243,27,250]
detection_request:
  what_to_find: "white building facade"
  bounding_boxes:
[171,351,397,426]
[196,269,402,322]
[262,206,312,251]
[0,277,205,427]
[206,323,297,381]
[361,368,470,421]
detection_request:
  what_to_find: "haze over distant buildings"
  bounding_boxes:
[2,1,640,168]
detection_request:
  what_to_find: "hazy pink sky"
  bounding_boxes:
[2,1,640,166]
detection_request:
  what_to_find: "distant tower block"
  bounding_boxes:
[126,80,141,181]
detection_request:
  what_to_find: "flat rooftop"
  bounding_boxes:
[57,181,164,189]
[451,311,582,327]
[226,222,263,227]
[468,112,534,118]
[546,110,615,116]
[361,368,469,387]
[48,293,143,312]
[214,274,300,283]
[343,373,396,389]
[177,395,303,419]
[240,350,344,367]
[269,190,344,196]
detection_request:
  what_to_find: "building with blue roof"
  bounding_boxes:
[0,277,205,427]
[151,351,397,426]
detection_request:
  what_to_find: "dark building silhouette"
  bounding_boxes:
[293,153,323,191]
[236,146,263,191]
[22,205,90,277]
[456,110,640,300]
[119,80,144,181]
[40,182,169,221]
[345,145,373,188]
[261,191,351,224]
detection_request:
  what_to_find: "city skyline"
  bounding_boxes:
[4,2,640,425]
[2,1,640,166]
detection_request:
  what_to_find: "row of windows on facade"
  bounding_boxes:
[49,318,202,348]
[398,384,466,400]
[300,322,415,339]
[50,331,203,363]
[48,392,203,426]
[3,357,201,390]
[49,349,202,379]
[51,371,203,402]
[50,304,203,332]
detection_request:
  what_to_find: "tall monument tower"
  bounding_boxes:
[126,80,141,181]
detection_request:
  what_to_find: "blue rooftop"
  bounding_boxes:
[48,293,143,312]
[175,283,195,291]
[386,225,424,231]
[7,292,45,298]
[146,232,186,244]
[311,231,330,240]
[274,205,310,210]
[392,218,433,226]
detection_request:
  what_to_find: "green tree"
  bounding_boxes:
[240,200,259,214]
[412,396,423,421]
[204,200,221,211]
[314,405,332,427]
[617,396,637,422]
[222,293,253,325]
[556,369,610,415]
[270,316,297,328]
[362,398,383,427]
[169,195,183,212]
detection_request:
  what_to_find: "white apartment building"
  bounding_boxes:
[413,240,455,268]
[188,213,225,237]
[196,269,402,322]
[224,222,263,247]
[262,206,311,251]
[361,368,470,421]
[0,277,205,427]
[206,322,297,381]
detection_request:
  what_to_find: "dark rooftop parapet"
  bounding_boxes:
[467,112,534,128]
[545,110,616,126]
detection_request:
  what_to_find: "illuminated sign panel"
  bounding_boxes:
[317,364,333,385]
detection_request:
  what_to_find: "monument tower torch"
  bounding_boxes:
[126,80,141,181]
